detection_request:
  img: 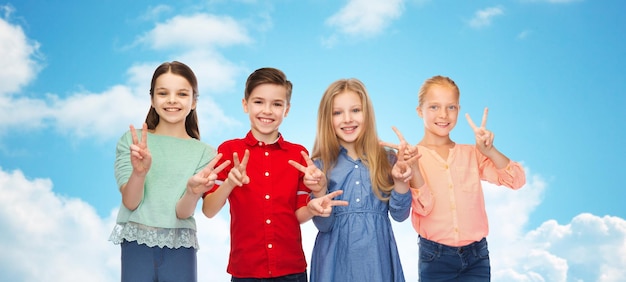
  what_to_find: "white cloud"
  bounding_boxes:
[518,29,532,40]
[49,85,147,140]
[0,5,43,96]
[0,95,53,134]
[325,0,404,38]
[0,167,118,281]
[138,13,252,51]
[138,4,173,22]
[3,165,625,281]
[0,12,247,141]
[469,6,504,29]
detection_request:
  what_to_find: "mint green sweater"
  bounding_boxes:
[113,130,216,231]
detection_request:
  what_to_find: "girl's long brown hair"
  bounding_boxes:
[312,78,394,201]
[145,61,200,139]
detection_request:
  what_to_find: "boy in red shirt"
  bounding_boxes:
[202,67,328,281]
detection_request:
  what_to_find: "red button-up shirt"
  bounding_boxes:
[213,131,310,278]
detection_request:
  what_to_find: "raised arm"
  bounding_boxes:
[289,151,328,222]
[120,123,151,211]
[288,151,328,198]
[381,126,425,190]
[176,153,230,219]
[202,150,250,218]
[466,107,509,169]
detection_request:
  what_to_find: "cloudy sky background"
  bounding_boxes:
[1,0,625,281]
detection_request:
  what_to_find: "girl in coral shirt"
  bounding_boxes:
[385,75,526,281]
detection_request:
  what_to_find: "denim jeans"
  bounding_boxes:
[231,271,307,282]
[418,237,490,282]
[121,240,197,282]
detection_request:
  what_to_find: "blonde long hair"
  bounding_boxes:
[312,78,394,201]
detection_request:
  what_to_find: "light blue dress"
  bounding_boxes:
[310,148,411,282]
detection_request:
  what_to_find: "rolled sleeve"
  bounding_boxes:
[389,189,411,222]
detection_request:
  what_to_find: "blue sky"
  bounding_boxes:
[1,0,625,281]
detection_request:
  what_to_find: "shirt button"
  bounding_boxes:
[265,194,270,200]
[267,244,273,249]
[356,198,360,202]
[258,142,263,146]
[265,171,270,176]
[354,165,359,169]
[355,181,360,185]
[265,152,269,156]
[266,219,271,224]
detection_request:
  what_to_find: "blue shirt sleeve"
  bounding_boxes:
[389,189,411,222]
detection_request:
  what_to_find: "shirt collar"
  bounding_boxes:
[244,130,285,149]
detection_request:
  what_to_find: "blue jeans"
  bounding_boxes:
[121,240,197,282]
[231,271,307,282]
[418,237,490,282]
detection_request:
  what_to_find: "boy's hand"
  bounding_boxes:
[289,151,327,194]
[228,150,250,187]
[308,190,349,217]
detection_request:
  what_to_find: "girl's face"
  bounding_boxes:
[151,72,196,127]
[332,91,364,147]
[417,85,460,138]
[243,83,290,143]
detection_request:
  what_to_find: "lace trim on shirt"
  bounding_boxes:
[109,222,198,249]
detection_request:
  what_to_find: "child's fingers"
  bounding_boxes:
[213,160,231,175]
[288,160,307,173]
[326,190,344,199]
[229,170,244,186]
[481,107,489,128]
[465,113,479,131]
[207,153,223,168]
[232,152,241,167]
[380,141,400,150]
[300,151,315,166]
[141,123,148,146]
[391,126,408,143]
[240,149,250,167]
[130,125,138,145]
[330,200,349,207]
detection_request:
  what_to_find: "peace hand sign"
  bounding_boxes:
[187,153,232,195]
[228,150,250,187]
[289,151,326,194]
[380,126,421,162]
[465,107,495,154]
[129,123,152,176]
[308,190,349,217]
[392,142,417,183]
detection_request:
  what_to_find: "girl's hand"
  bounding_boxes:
[391,142,419,183]
[289,151,327,194]
[466,107,495,155]
[187,153,231,195]
[228,150,250,187]
[129,123,152,176]
[308,190,349,217]
[380,126,420,162]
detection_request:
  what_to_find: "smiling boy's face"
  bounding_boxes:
[243,83,290,144]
